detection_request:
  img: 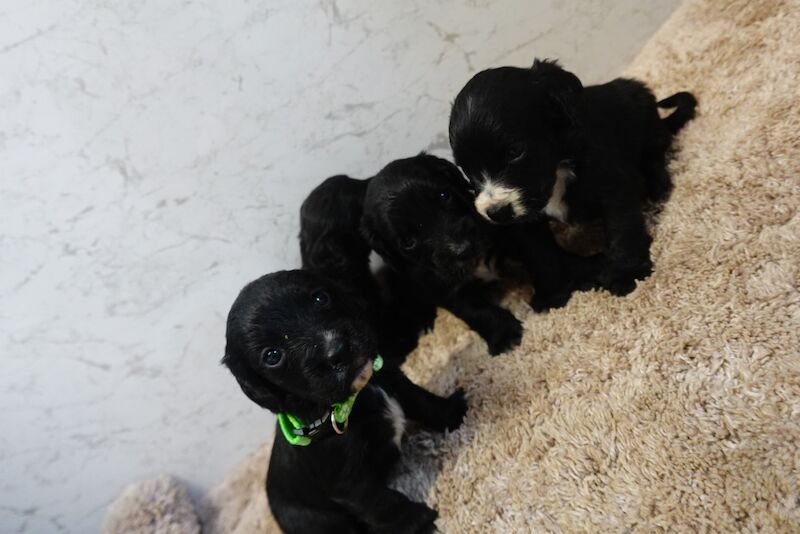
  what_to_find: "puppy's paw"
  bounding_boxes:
[423,388,468,432]
[396,502,438,534]
[600,258,652,296]
[416,505,438,534]
[605,276,637,296]
[442,388,468,431]
[530,288,573,312]
[484,311,523,356]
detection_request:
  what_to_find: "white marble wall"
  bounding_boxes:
[0,1,678,531]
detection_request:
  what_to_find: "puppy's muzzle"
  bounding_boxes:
[485,203,514,224]
[474,181,527,223]
[323,330,350,366]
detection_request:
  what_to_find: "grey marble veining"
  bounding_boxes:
[0,1,678,531]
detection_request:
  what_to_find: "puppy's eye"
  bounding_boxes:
[399,236,417,251]
[507,143,526,163]
[260,347,284,367]
[311,290,330,307]
[438,191,450,202]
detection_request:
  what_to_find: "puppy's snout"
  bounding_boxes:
[328,339,348,365]
[475,182,525,222]
[449,240,473,259]
[486,203,515,224]
[323,331,349,365]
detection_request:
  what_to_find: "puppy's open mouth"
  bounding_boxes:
[350,359,373,392]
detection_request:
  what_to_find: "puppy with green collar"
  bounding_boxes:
[223,269,466,533]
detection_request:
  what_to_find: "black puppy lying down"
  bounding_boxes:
[300,174,436,363]
[361,153,599,356]
[449,59,696,295]
[224,270,466,533]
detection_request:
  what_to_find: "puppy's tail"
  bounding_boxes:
[658,91,697,134]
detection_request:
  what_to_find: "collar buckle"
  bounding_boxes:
[330,411,348,434]
[276,354,384,446]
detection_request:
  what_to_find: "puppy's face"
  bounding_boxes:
[223,270,377,412]
[449,60,583,224]
[362,154,492,285]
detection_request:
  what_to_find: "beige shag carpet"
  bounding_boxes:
[104,0,800,531]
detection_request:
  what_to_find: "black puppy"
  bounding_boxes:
[300,174,436,363]
[449,58,697,295]
[224,270,467,533]
[300,175,374,295]
[362,153,533,355]
[361,153,602,352]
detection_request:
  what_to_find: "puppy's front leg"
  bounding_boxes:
[600,205,653,296]
[512,222,602,312]
[333,482,438,534]
[444,285,522,356]
[379,366,467,432]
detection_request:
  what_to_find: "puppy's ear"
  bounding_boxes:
[428,155,464,182]
[360,213,386,257]
[360,213,402,268]
[221,351,284,413]
[531,58,583,127]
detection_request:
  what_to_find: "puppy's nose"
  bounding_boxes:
[449,241,473,259]
[326,338,348,366]
[486,203,514,223]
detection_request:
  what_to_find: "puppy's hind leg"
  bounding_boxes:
[641,134,674,204]
[333,481,439,534]
[644,159,673,204]
[600,201,653,296]
[271,499,362,534]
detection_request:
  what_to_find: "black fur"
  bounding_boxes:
[300,174,435,363]
[223,269,467,533]
[361,153,522,356]
[449,58,696,296]
[362,153,593,355]
[300,175,374,293]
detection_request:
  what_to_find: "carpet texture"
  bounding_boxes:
[103,0,800,531]
[102,476,201,534]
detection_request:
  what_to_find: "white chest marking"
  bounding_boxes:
[542,166,573,223]
[377,387,406,449]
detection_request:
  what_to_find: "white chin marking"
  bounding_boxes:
[542,166,573,223]
[377,387,406,449]
[351,361,373,392]
[474,178,527,221]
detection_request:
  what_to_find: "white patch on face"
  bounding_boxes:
[377,387,406,449]
[322,330,337,358]
[473,173,528,221]
[542,165,574,223]
[351,359,373,392]
[473,256,499,281]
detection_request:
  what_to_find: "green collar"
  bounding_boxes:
[277,355,384,446]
